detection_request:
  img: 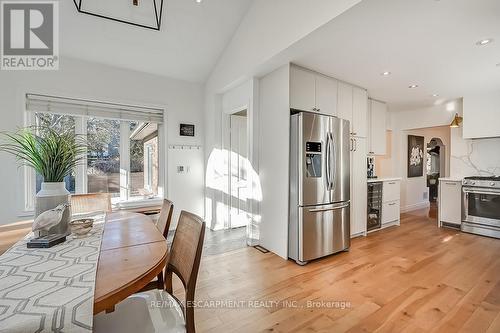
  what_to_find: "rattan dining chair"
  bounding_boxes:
[94,210,206,333]
[70,193,112,217]
[141,199,174,291]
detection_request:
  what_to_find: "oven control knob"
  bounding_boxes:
[472,182,476,185]
[464,180,468,185]
[491,182,496,187]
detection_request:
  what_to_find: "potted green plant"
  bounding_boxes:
[0,127,86,235]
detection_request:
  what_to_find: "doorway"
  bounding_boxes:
[426,138,445,203]
[229,110,248,229]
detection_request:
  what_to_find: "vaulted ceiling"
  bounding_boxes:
[60,0,253,82]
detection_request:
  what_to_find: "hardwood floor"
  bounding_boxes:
[2,211,500,332]
[180,209,500,332]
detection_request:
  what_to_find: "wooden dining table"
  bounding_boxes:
[93,211,169,315]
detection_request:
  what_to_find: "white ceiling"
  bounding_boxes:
[289,0,500,111]
[60,0,253,82]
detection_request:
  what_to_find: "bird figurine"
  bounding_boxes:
[33,203,70,234]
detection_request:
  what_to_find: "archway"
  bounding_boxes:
[426,137,446,203]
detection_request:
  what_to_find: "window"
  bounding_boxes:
[25,95,163,211]
[86,118,121,197]
[129,122,159,198]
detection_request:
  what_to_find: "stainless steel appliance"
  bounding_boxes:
[289,110,350,265]
[462,176,500,238]
[367,182,382,231]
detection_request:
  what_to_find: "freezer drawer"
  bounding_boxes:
[299,202,350,262]
[383,180,400,203]
[382,200,400,224]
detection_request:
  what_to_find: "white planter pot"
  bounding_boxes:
[35,182,71,236]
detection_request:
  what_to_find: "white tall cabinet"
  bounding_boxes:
[338,83,368,138]
[337,80,368,237]
[350,138,367,237]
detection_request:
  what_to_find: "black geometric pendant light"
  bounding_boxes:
[73,0,164,31]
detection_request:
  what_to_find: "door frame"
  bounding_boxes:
[222,106,250,230]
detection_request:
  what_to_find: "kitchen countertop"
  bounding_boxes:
[367,177,402,183]
[438,177,463,182]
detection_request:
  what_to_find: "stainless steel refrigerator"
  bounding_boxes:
[289,110,350,265]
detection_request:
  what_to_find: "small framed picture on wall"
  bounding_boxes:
[408,135,424,178]
[179,123,195,137]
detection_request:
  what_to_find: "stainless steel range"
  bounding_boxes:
[462,176,500,238]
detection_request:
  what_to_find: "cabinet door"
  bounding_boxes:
[439,181,462,225]
[382,180,400,203]
[337,82,353,131]
[369,100,387,155]
[382,200,400,224]
[350,137,367,237]
[352,87,368,138]
[290,66,316,112]
[315,75,338,116]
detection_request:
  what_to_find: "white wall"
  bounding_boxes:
[395,127,451,212]
[258,65,290,259]
[0,57,204,225]
[385,101,459,212]
[205,78,260,234]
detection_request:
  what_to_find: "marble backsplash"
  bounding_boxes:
[450,127,500,178]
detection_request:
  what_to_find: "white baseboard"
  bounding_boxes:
[401,201,430,213]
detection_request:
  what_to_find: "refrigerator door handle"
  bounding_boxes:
[329,132,335,190]
[325,133,331,191]
[308,203,349,213]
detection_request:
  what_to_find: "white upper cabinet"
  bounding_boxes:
[463,91,500,139]
[290,66,316,112]
[352,87,368,138]
[337,82,353,126]
[315,74,338,116]
[338,82,368,138]
[368,99,387,155]
[290,65,368,135]
[290,65,338,116]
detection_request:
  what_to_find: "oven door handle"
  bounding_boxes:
[463,188,500,195]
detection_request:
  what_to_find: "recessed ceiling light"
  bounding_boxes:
[195,0,202,3]
[476,38,493,46]
[408,84,419,89]
[432,94,439,97]
[381,71,391,76]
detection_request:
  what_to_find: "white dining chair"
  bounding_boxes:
[93,210,206,333]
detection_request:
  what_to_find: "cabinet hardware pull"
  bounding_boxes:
[388,203,396,206]
[445,182,457,185]
[388,182,396,185]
